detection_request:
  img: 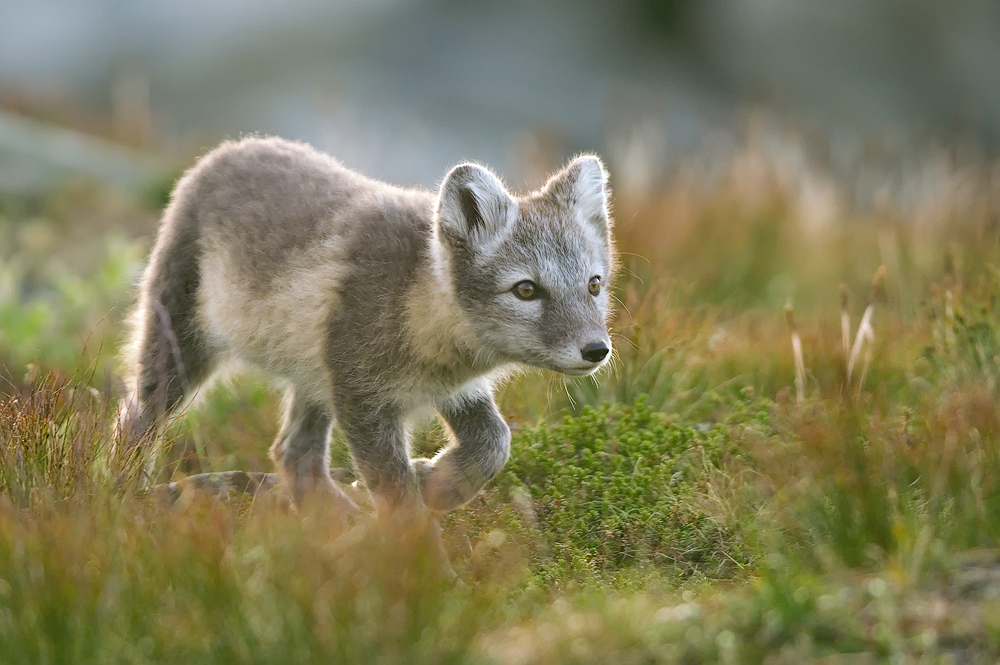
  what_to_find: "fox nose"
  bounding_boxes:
[580,341,610,364]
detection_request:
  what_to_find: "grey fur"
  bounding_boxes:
[119,136,616,514]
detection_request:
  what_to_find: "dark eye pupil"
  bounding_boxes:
[515,282,535,299]
[589,277,601,295]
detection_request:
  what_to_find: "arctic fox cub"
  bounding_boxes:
[120,136,616,515]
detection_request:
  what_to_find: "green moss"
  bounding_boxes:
[491,395,768,585]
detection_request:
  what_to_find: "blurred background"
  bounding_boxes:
[1,0,999,393]
[3,0,999,192]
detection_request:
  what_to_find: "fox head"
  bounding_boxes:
[435,155,616,376]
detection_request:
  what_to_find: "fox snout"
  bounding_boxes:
[580,340,610,363]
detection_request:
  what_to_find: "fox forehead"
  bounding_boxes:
[484,211,610,280]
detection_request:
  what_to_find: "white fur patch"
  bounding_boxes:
[197,240,351,404]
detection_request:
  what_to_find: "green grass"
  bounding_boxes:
[4,142,1000,662]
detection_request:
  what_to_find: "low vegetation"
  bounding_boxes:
[2,132,1000,662]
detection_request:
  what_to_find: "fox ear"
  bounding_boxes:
[546,155,611,237]
[437,163,517,244]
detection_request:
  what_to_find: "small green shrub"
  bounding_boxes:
[489,395,769,585]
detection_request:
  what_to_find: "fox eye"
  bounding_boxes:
[588,276,601,296]
[513,281,538,300]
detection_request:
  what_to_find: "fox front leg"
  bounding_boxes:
[415,387,511,513]
[334,397,419,508]
[269,392,359,515]
[339,398,459,577]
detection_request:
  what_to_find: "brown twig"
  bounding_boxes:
[149,467,357,504]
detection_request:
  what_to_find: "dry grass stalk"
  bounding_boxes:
[943,276,956,350]
[846,266,886,388]
[785,299,806,403]
[857,333,875,396]
[840,283,850,360]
